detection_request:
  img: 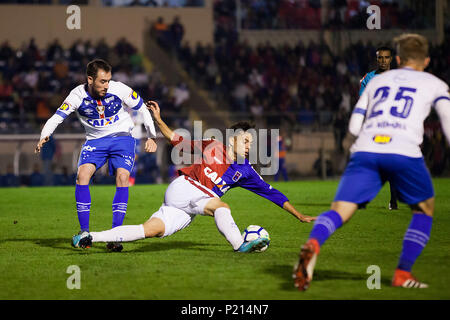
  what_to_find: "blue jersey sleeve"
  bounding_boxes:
[238,165,289,208]
[359,74,369,96]
[359,71,377,96]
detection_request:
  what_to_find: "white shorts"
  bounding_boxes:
[150,175,218,237]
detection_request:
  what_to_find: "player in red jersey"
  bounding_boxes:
[72,101,315,252]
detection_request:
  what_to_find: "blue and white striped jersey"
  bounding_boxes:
[40,80,156,140]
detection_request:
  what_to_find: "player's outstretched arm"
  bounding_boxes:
[35,111,67,153]
[239,166,316,223]
[139,103,158,153]
[283,201,316,223]
[146,100,175,142]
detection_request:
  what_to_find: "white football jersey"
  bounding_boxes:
[41,80,156,141]
[57,80,144,140]
[128,108,144,140]
[349,67,450,157]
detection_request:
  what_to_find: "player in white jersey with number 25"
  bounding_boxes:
[293,33,450,291]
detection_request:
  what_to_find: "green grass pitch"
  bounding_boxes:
[1,179,449,300]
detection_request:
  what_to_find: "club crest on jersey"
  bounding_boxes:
[373,135,392,144]
[232,171,242,182]
[131,91,139,100]
[96,105,105,113]
[96,100,105,119]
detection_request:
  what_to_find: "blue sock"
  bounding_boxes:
[75,184,91,232]
[112,187,129,228]
[397,213,432,272]
[309,210,343,246]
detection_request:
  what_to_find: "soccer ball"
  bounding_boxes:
[242,225,270,252]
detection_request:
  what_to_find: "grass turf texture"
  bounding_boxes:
[0,179,449,300]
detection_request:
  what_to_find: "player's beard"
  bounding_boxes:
[91,86,107,100]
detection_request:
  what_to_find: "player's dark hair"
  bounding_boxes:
[229,121,255,132]
[376,46,393,55]
[86,59,112,80]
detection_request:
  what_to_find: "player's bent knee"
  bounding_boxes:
[411,197,434,217]
[203,198,230,216]
[76,171,93,185]
[330,201,358,223]
[143,218,165,238]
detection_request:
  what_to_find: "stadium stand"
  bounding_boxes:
[0,0,448,185]
[0,37,189,186]
[213,0,435,30]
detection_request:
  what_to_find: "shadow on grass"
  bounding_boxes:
[294,203,331,208]
[0,238,75,251]
[0,237,222,254]
[264,264,392,291]
[128,240,222,253]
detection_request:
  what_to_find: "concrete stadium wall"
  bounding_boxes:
[0,4,213,51]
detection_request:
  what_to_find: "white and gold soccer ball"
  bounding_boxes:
[242,225,270,252]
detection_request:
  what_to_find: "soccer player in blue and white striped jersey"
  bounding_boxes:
[35,59,158,252]
[294,34,450,290]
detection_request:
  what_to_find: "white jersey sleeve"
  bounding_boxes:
[350,68,449,157]
[115,81,144,110]
[115,81,156,138]
[39,89,81,140]
[433,82,450,144]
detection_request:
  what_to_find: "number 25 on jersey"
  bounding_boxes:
[369,86,417,119]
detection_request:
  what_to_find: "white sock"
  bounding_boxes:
[214,207,244,250]
[91,224,145,243]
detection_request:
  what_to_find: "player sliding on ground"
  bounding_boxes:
[293,33,450,290]
[72,101,316,252]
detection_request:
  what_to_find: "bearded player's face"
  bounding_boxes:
[88,69,111,98]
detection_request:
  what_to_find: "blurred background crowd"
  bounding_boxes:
[0,0,448,186]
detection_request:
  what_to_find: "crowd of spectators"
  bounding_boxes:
[0,37,192,186]
[164,3,449,174]
[0,0,203,6]
[0,37,188,134]
[102,0,204,6]
[151,16,186,56]
[214,0,434,30]
[175,35,448,160]
[178,39,370,128]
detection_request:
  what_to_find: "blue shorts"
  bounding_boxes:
[78,136,136,176]
[134,138,141,155]
[334,152,434,205]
